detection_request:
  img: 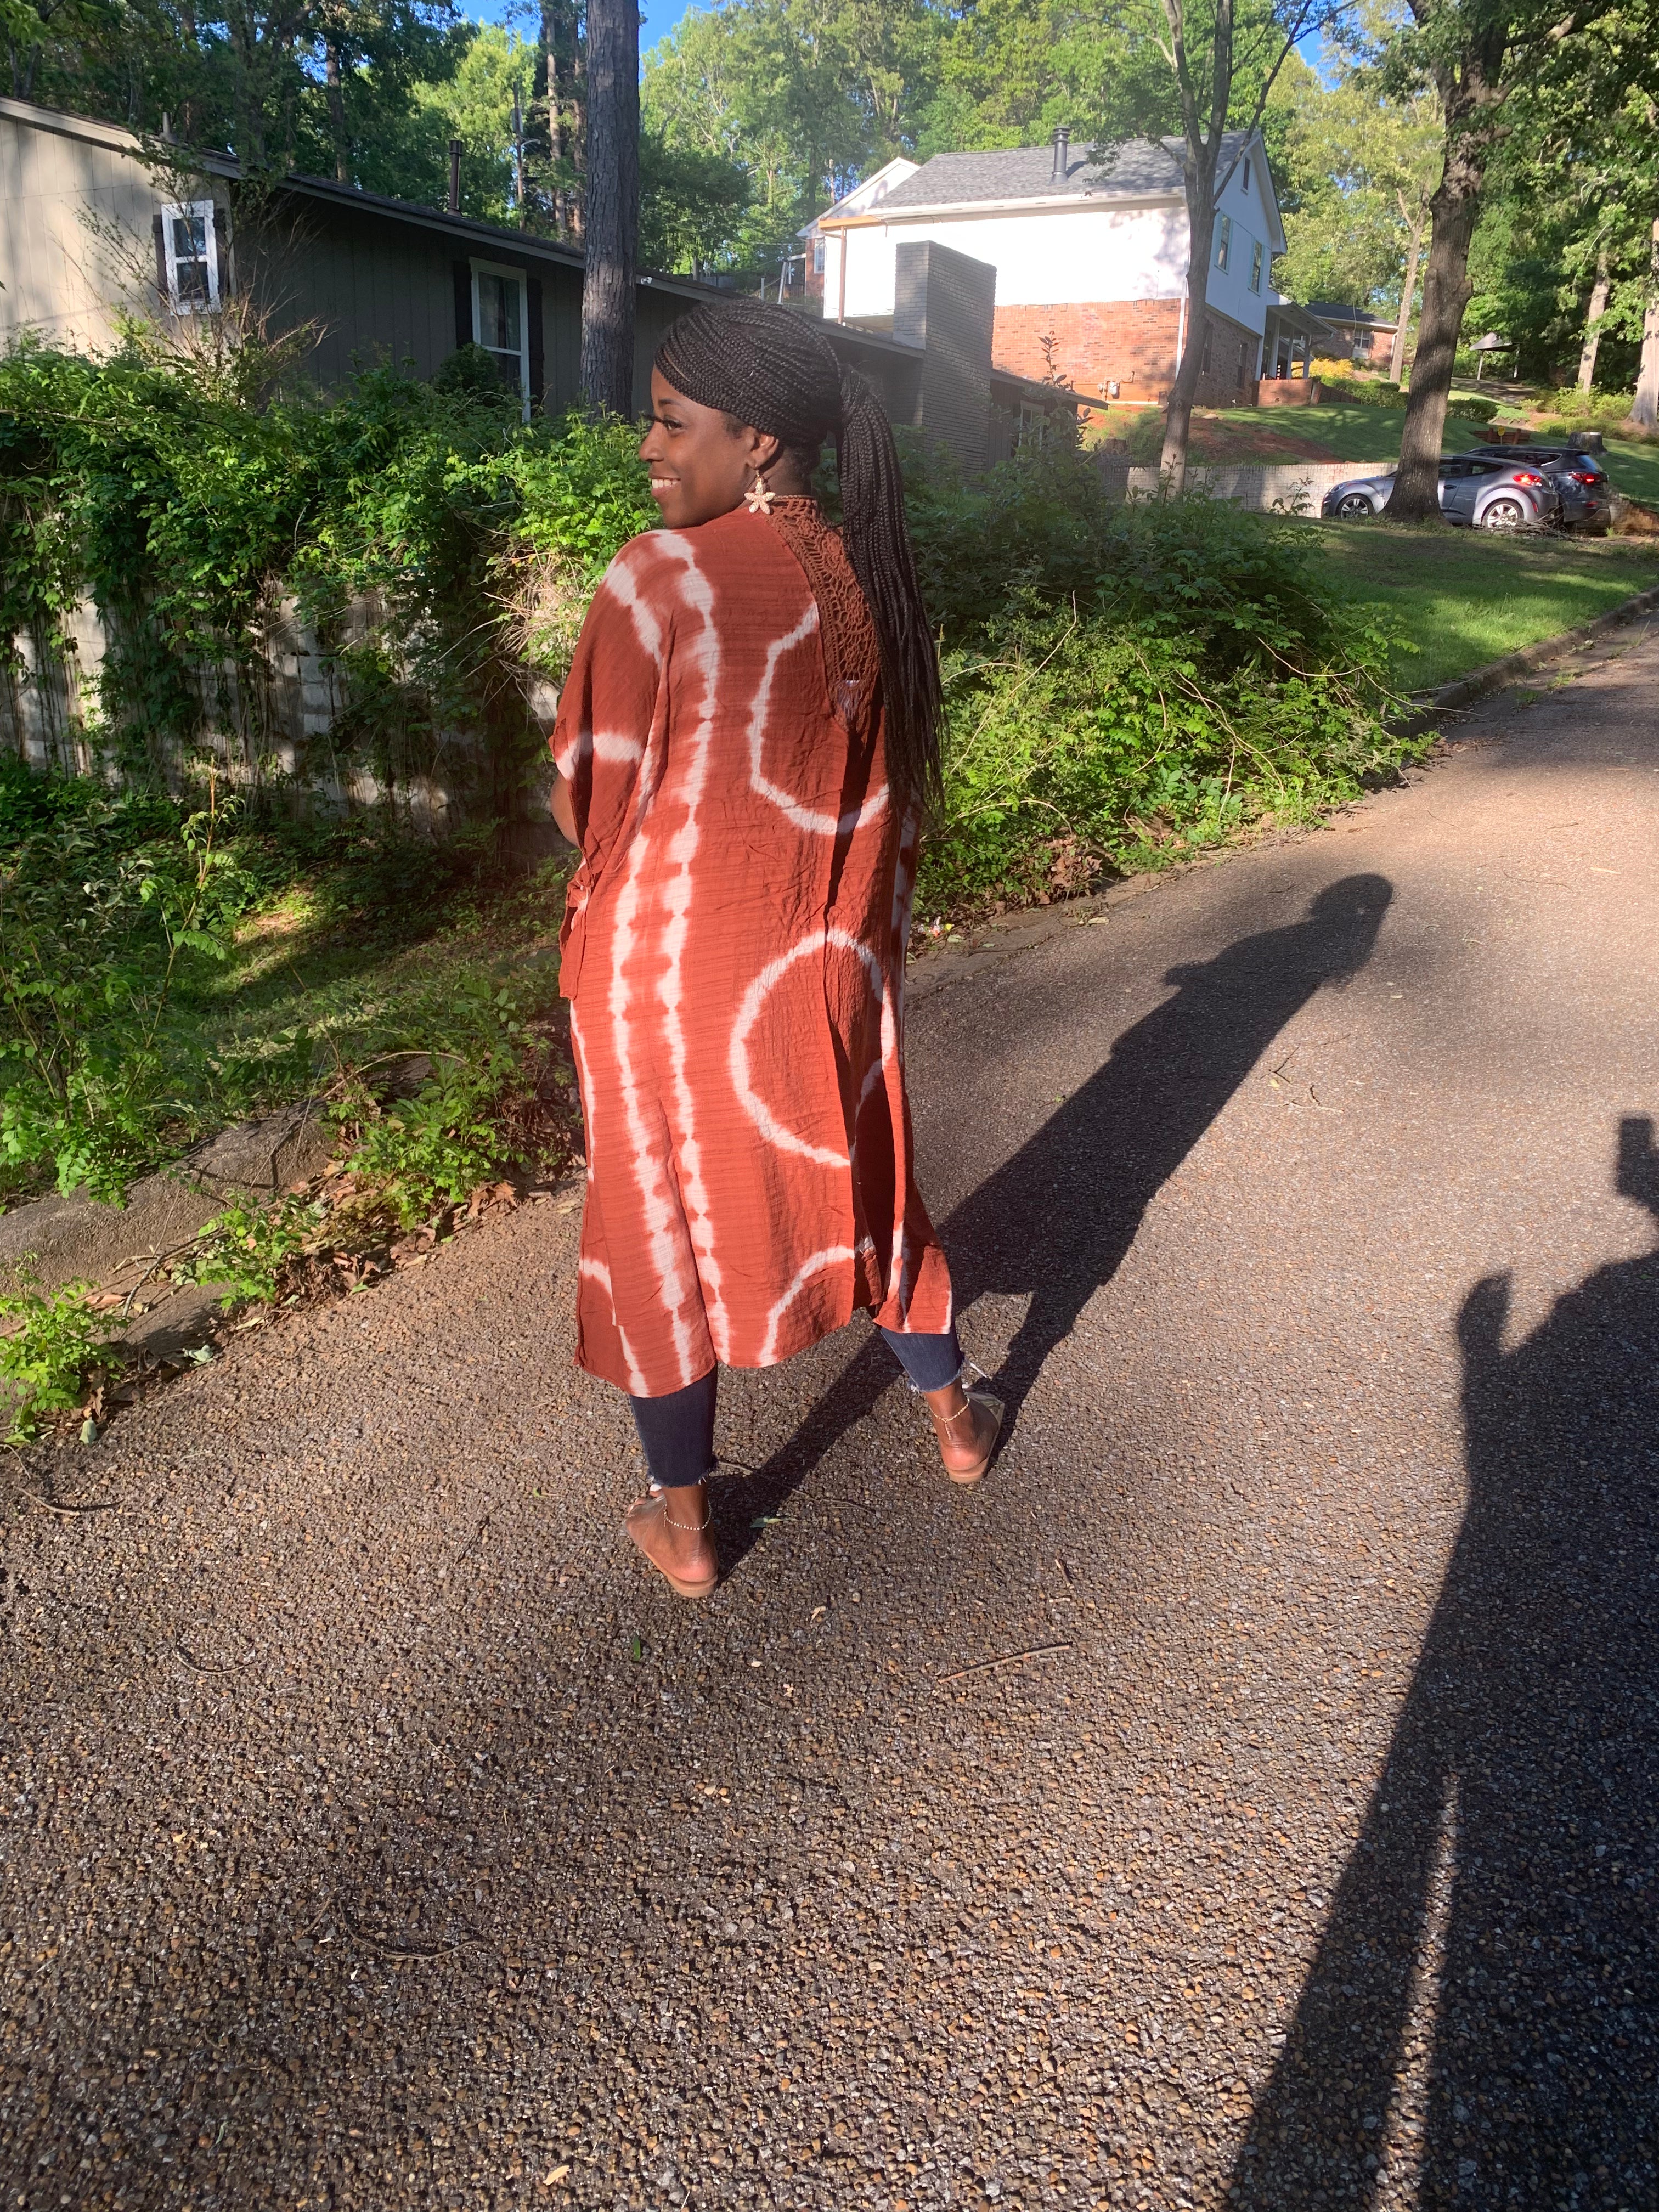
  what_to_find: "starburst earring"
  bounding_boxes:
[743,469,777,516]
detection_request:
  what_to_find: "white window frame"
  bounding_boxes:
[160,198,221,314]
[1249,238,1263,293]
[1215,214,1232,273]
[1017,400,1047,450]
[471,259,531,420]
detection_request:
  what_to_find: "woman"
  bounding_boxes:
[549,299,999,1601]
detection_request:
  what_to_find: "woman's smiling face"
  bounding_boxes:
[638,370,779,529]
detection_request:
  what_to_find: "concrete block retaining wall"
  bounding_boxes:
[1096,457,1392,514]
[0,592,505,836]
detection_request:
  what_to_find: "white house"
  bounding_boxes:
[801,155,918,304]
[817,127,1293,407]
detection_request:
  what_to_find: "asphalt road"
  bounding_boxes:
[4,619,1658,2212]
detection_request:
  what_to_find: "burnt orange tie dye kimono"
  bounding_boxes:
[551,497,952,1400]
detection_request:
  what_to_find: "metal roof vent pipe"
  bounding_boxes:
[1051,126,1070,181]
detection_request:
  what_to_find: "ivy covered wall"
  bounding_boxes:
[0,335,657,834]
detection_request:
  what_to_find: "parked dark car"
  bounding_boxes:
[1321,455,1559,529]
[1465,443,1615,535]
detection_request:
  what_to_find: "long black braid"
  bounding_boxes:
[654,298,943,812]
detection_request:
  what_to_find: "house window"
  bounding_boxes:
[1249,239,1263,293]
[1017,400,1047,450]
[160,199,220,312]
[472,262,529,409]
[812,236,826,275]
[1215,215,1231,273]
[1241,155,1251,195]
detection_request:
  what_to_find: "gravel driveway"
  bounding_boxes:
[4,620,1657,2212]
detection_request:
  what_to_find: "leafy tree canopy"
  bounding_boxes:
[10,0,1653,381]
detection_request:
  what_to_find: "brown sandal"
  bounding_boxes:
[624,1492,720,1599]
[928,1388,1004,1485]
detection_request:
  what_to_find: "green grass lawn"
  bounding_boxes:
[1601,437,1659,506]
[1212,404,1659,507]
[1292,520,1659,691]
[1214,402,1507,462]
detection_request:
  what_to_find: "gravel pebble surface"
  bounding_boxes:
[3,623,1657,2212]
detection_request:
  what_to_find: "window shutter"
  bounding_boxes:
[154,211,170,304]
[454,261,473,351]
[527,275,544,412]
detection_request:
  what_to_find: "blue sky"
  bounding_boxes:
[462,7,1332,108]
[465,0,696,61]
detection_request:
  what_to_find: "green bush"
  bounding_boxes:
[1539,389,1654,440]
[900,440,1411,911]
[922,582,1406,913]
[1334,379,1402,408]
[338,1050,515,1228]
[170,1194,325,1310]
[0,339,1425,1172]
[0,763,263,1201]
[0,1268,114,1445]
[1534,387,1640,433]
[1448,396,1503,424]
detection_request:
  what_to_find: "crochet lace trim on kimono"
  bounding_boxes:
[766,497,882,734]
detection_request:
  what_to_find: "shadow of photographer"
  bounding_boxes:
[717,873,1392,1560]
[1233,1116,1659,2208]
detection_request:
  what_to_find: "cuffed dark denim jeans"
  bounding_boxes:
[628,1324,965,1489]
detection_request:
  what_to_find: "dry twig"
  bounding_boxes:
[938,1640,1073,1685]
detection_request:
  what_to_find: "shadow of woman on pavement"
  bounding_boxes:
[718,873,1392,1562]
[1232,1116,1659,2209]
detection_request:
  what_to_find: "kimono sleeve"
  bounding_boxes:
[550,533,669,862]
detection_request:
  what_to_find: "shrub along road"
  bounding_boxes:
[3,622,1658,2211]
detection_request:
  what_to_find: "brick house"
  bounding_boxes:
[816,127,1288,408]
[1303,302,1398,370]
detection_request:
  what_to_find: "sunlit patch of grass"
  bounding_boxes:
[1289,519,1659,690]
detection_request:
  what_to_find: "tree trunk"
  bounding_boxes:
[544,0,567,239]
[179,0,198,139]
[1160,179,1218,488]
[1575,250,1610,393]
[230,0,267,168]
[1391,86,1495,523]
[324,39,350,183]
[572,11,587,243]
[579,0,638,415]
[1391,195,1426,385]
[1634,217,1659,431]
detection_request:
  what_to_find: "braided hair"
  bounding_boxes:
[654,297,943,811]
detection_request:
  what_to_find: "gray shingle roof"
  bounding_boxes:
[878,132,1249,211]
[1305,301,1395,325]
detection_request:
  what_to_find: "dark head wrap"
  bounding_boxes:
[653,299,943,811]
